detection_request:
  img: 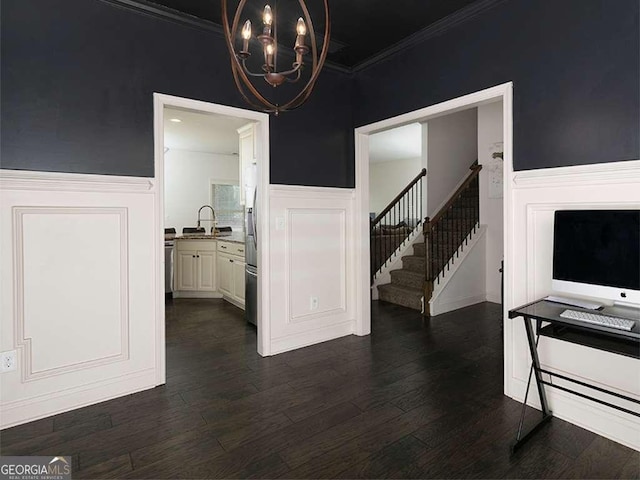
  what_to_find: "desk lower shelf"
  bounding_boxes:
[539,324,639,359]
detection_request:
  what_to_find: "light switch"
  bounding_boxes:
[276,216,285,231]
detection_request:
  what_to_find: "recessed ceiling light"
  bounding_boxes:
[169,118,182,123]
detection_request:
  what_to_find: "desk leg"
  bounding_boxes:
[511,316,553,453]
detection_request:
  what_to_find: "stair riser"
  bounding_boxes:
[378,288,422,311]
[402,256,425,273]
[390,270,423,289]
[412,243,425,257]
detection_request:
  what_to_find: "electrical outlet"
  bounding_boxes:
[310,296,319,310]
[1,350,17,373]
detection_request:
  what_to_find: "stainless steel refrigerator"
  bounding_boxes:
[245,205,257,326]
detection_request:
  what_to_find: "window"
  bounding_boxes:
[211,183,243,231]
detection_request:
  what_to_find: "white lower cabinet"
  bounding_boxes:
[217,241,246,309]
[174,240,218,295]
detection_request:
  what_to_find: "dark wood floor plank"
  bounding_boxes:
[284,401,445,478]
[129,426,224,470]
[0,417,53,447]
[74,453,133,479]
[1,414,112,456]
[406,397,523,478]
[534,415,598,459]
[560,435,637,479]
[502,442,574,479]
[620,452,640,479]
[335,434,430,479]
[45,405,206,471]
[216,411,293,451]
[51,388,185,431]
[279,403,404,470]
[1,299,634,480]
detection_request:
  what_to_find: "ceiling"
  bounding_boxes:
[145,0,480,68]
[369,123,422,164]
[164,107,250,154]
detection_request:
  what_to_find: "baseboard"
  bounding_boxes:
[0,369,157,429]
[270,320,354,355]
[172,291,223,299]
[222,295,245,310]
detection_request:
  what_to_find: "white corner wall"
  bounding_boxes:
[504,159,640,450]
[164,149,239,233]
[369,157,422,215]
[268,185,357,354]
[424,108,478,215]
[478,101,504,304]
[0,170,159,429]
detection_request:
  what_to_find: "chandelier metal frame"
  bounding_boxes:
[221,0,330,115]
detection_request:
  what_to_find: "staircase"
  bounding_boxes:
[375,163,482,313]
[377,241,425,310]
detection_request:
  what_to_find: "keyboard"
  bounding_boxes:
[560,309,635,332]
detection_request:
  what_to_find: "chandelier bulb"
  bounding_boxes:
[241,20,252,40]
[263,5,273,26]
[296,17,307,36]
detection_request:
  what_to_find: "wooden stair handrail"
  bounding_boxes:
[427,164,482,226]
[372,168,426,225]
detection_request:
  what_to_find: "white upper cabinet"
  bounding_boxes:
[237,122,257,207]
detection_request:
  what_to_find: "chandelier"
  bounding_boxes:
[221,0,330,115]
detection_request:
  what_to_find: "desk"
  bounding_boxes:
[508,299,640,453]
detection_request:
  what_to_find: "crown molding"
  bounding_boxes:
[101,0,504,75]
[351,0,508,73]
[99,0,351,74]
[100,0,223,34]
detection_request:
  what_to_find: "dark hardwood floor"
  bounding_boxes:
[1,299,637,479]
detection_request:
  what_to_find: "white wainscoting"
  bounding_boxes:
[0,170,159,429]
[268,185,356,354]
[504,160,640,450]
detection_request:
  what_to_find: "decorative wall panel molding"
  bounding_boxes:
[13,207,130,382]
[287,208,347,323]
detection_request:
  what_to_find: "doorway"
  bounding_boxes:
[354,82,513,350]
[153,94,271,386]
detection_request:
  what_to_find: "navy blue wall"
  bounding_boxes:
[3,0,639,184]
[354,0,640,171]
[1,0,354,186]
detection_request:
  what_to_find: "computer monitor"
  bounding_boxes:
[552,210,640,307]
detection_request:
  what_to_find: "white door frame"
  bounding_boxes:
[354,83,513,371]
[153,93,271,384]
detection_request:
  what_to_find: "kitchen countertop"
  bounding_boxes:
[171,232,245,244]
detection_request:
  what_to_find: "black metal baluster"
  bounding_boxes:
[456,195,460,259]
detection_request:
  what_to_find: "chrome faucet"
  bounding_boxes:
[196,205,216,234]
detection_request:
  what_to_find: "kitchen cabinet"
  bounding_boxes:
[237,122,256,207]
[217,241,246,309]
[174,240,218,295]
